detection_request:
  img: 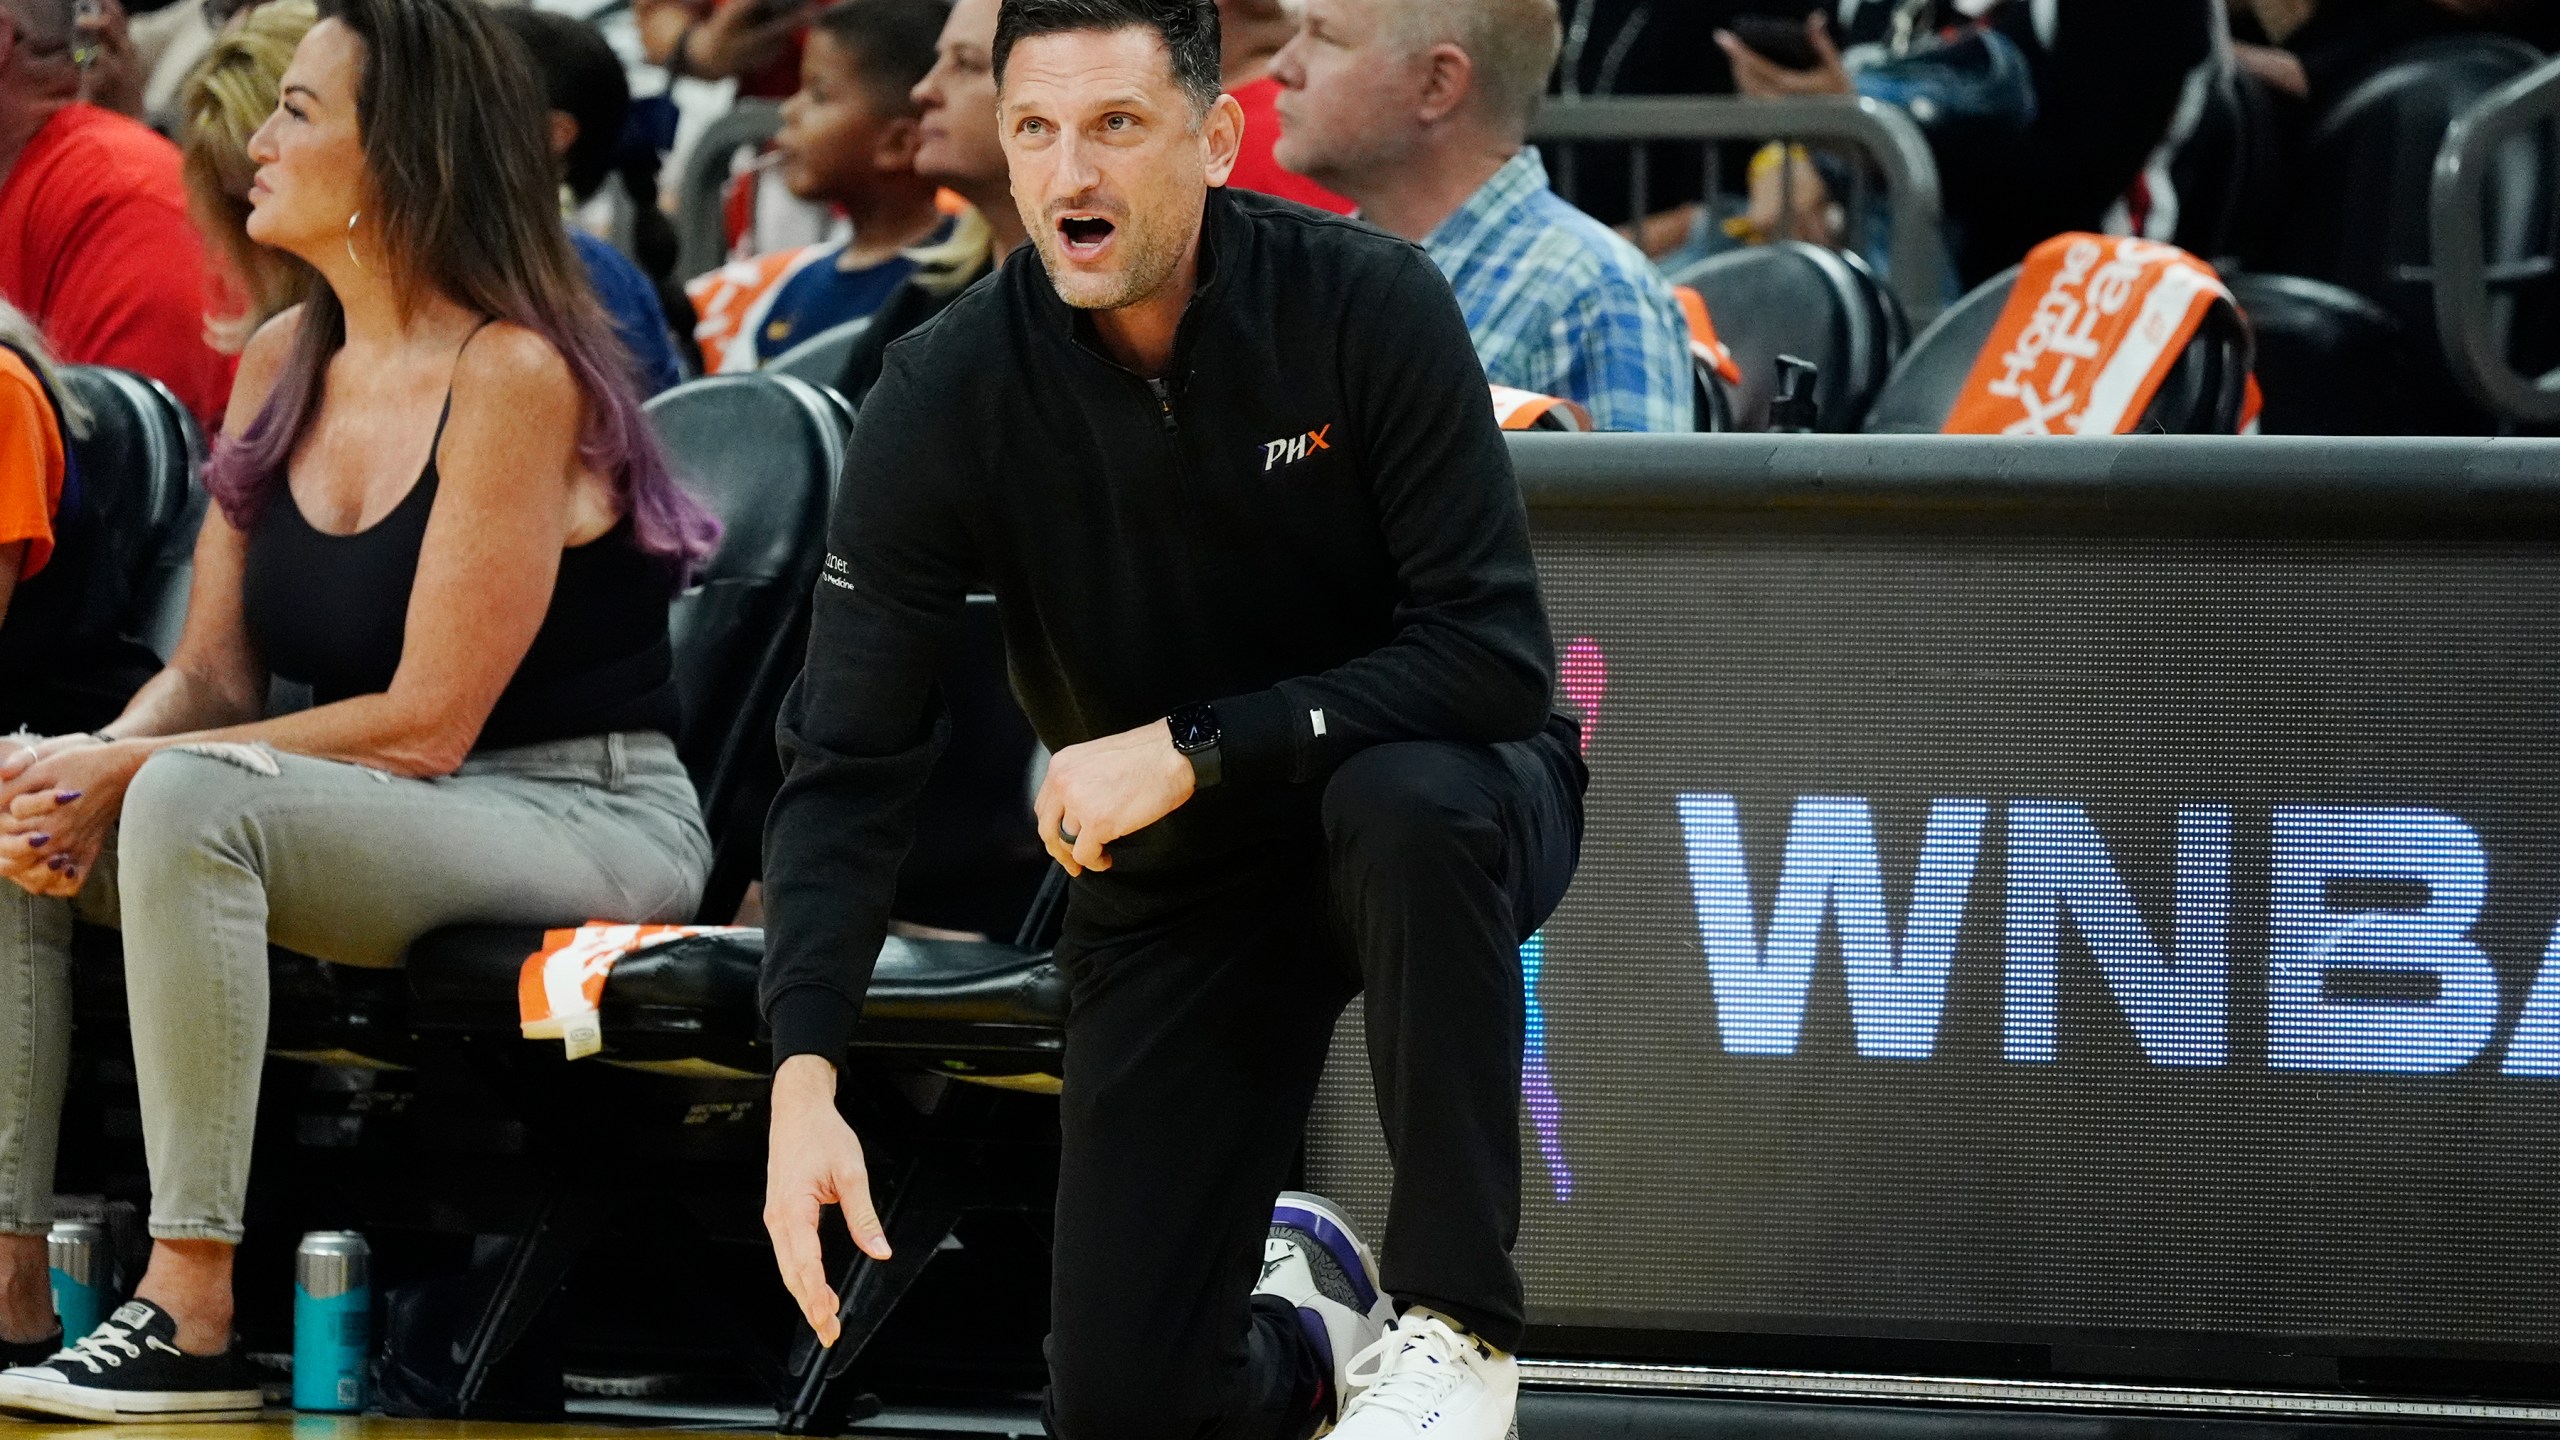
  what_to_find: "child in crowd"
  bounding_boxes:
[687,0,954,372]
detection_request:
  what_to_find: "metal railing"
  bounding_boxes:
[2432,54,2560,428]
[676,99,784,282]
[1529,95,1951,326]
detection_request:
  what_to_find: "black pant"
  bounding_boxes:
[1042,716,1585,1440]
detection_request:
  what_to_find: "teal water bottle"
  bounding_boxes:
[45,1220,105,1343]
[292,1231,370,1412]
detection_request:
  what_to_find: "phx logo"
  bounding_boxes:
[1261,423,1333,472]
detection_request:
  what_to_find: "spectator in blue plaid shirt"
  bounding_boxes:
[1268,0,1695,432]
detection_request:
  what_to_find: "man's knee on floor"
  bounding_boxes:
[1322,743,1501,874]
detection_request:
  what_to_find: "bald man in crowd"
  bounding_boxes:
[1268,0,1692,431]
[0,0,230,424]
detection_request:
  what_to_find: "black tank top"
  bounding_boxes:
[241,353,680,752]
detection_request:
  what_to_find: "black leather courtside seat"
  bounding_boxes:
[767,317,871,394]
[1858,262,2253,435]
[396,928,1063,1082]
[1668,241,1907,432]
[2223,271,2422,435]
[53,367,204,657]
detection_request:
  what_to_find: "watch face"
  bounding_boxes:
[1172,706,1220,751]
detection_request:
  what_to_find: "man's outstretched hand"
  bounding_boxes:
[765,1053,892,1347]
[1035,718,1196,876]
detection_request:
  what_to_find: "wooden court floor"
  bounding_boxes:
[0,1399,1046,1439]
[0,1421,776,1439]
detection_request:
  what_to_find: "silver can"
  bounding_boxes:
[294,1231,372,1412]
[295,1231,369,1301]
[45,1220,102,1287]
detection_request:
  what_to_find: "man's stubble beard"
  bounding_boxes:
[1034,204,1193,313]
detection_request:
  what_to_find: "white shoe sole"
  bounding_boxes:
[0,1373,263,1422]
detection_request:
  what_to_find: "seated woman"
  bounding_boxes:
[0,0,721,1420]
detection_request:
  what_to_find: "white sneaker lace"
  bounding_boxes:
[1342,1314,1474,1425]
[52,1321,142,1375]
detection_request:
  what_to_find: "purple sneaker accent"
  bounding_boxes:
[1271,1200,1380,1314]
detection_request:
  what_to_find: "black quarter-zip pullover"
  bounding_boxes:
[760,188,1558,1065]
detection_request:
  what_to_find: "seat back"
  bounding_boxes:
[2224,271,2424,435]
[55,366,206,661]
[1668,242,1907,431]
[2270,33,2549,407]
[767,317,871,389]
[1860,263,2252,435]
[646,373,844,913]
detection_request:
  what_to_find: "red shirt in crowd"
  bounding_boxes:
[0,103,234,426]
[1226,75,1352,216]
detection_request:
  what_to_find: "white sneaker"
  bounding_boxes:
[1333,1311,1520,1440]
[1257,1192,1392,1434]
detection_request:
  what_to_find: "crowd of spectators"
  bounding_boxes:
[688,0,953,371]
[1,0,2549,449]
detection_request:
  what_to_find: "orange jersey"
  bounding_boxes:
[0,348,66,580]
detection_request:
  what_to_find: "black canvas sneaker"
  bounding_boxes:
[0,1299,263,1422]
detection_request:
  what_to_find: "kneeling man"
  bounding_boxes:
[759,1,1584,1434]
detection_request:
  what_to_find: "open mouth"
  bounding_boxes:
[1057,214,1116,260]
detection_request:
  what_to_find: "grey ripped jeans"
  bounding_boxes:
[0,731,710,1243]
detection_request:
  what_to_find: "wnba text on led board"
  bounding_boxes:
[1677,795,2560,1075]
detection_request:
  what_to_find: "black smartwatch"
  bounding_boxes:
[1168,702,1223,789]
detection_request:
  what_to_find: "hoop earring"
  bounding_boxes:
[345,210,366,272]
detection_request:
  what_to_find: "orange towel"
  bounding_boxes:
[1945,234,2236,436]
[1671,285,1744,387]
[1490,385,1594,432]
[519,922,754,1059]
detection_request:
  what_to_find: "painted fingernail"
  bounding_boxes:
[53,791,80,804]
[45,856,68,872]
[26,834,48,849]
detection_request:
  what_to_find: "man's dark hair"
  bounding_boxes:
[992,0,1222,114]
[813,0,948,113]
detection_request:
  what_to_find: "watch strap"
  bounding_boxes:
[1185,740,1223,789]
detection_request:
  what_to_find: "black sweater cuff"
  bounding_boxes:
[766,985,859,1070]
[1211,686,1299,787]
